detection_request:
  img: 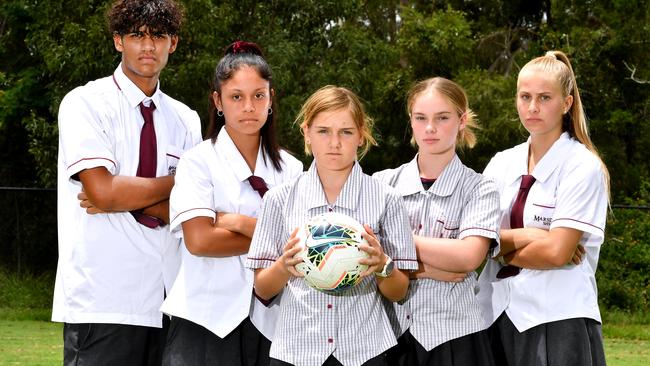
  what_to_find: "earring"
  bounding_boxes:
[217,110,224,117]
[268,107,273,115]
[305,139,311,145]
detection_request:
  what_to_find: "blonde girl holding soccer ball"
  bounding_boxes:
[247,86,418,366]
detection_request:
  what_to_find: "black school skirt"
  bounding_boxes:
[487,313,606,366]
[162,316,271,366]
[386,328,495,366]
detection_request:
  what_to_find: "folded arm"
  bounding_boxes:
[78,166,174,212]
[502,227,584,269]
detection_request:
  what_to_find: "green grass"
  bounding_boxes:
[1,270,649,365]
[0,320,61,365]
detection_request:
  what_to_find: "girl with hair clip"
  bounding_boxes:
[373,77,500,366]
[246,85,418,366]
[160,41,303,366]
[478,50,610,366]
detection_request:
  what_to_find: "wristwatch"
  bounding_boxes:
[375,255,394,278]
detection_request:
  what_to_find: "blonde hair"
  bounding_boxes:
[406,77,478,150]
[519,50,610,198]
[295,85,378,159]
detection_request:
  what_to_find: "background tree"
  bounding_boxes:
[0,0,648,310]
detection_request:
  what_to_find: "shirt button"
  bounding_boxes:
[328,338,334,343]
[418,224,422,230]
[406,315,411,320]
[328,208,333,212]
[327,304,332,309]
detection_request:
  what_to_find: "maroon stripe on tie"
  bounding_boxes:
[130,101,163,228]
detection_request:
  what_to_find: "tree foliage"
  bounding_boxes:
[1,0,648,199]
[1,0,649,311]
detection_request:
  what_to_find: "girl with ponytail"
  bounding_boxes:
[374,77,500,366]
[478,51,609,366]
[160,41,303,365]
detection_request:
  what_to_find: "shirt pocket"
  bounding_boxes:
[428,216,460,239]
[165,145,184,176]
[528,201,556,229]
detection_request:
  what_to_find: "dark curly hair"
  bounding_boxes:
[108,0,184,36]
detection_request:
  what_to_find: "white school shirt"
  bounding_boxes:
[246,161,418,366]
[374,154,500,351]
[477,132,608,332]
[53,64,202,327]
[160,128,303,339]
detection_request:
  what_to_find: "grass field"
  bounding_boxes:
[1,271,649,365]
[0,313,649,365]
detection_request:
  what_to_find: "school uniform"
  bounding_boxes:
[374,154,499,366]
[246,161,418,366]
[477,132,608,366]
[160,127,303,365]
[55,64,202,364]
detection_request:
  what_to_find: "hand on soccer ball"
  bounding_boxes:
[358,224,386,277]
[280,227,306,278]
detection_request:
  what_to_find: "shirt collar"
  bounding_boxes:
[213,127,276,185]
[394,154,464,197]
[531,132,573,183]
[503,132,572,185]
[428,154,464,197]
[304,160,363,210]
[393,156,424,196]
[113,63,162,109]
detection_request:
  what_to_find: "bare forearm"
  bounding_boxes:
[186,229,251,257]
[505,228,583,268]
[415,235,488,273]
[506,245,563,269]
[498,228,549,256]
[254,264,291,300]
[182,217,251,257]
[142,200,170,224]
[377,268,409,302]
[216,213,257,238]
[79,167,174,212]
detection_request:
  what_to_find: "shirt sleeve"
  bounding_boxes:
[246,189,287,269]
[183,109,203,148]
[168,147,216,236]
[58,89,117,179]
[550,156,607,240]
[458,177,501,257]
[285,154,304,180]
[380,192,418,270]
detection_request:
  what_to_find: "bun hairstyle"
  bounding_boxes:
[207,40,283,171]
[520,50,610,198]
[406,77,478,150]
[227,40,264,56]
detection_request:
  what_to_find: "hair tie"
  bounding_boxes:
[545,51,558,60]
[226,40,263,57]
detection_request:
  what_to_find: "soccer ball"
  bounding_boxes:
[294,212,369,292]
